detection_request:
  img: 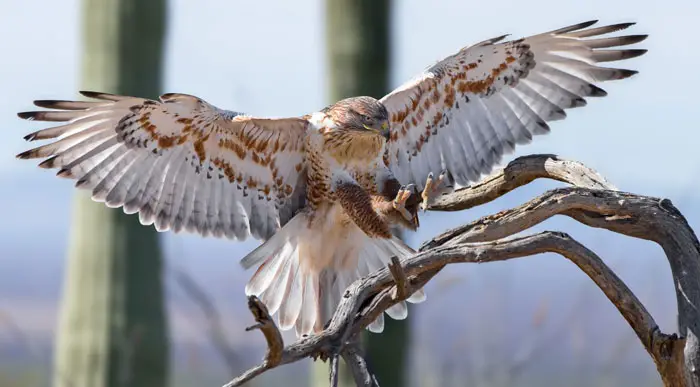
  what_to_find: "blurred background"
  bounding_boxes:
[1,0,697,386]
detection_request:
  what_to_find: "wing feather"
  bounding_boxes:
[153,147,189,229]
[381,20,647,190]
[17,92,310,241]
[103,151,143,207]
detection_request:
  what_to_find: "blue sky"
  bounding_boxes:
[1,0,697,383]
[3,0,698,191]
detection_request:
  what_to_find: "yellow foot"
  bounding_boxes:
[420,170,453,211]
[393,184,416,222]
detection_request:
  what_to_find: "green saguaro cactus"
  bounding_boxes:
[52,1,169,386]
[316,1,410,386]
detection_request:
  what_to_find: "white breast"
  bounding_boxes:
[306,111,386,183]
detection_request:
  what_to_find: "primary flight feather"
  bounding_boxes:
[16,20,647,337]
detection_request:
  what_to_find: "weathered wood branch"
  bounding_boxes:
[330,355,340,387]
[222,296,283,387]
[221,155,700,387]
[388,255,409,301]
[429,154,616,212]
[342,343,379,387]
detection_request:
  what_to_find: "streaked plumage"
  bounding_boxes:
[15,20,647,338]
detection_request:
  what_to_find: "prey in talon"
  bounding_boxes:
[420,170,455,211]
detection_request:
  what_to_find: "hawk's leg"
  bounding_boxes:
[420,170,455,211]
[370,190,419,231]
[333,173,392,238]
[372,167,421,230]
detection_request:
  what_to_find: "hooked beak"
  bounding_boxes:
[363,122,390,135]
[380,121,390,139]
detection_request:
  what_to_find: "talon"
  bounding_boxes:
[399,189,412,203]
[420,170,450,212]
[437,170,447,186]
[393,186,414,222]
[423,173,434,195]
[421,175,434,212]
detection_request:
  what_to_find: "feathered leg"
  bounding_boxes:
[333,174,393,238]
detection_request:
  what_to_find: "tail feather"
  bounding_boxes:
[368,312,385,333]
[407,288,426,303]
[386,300,408,320]
[244,245,289,296]
[296,274,319,337]
[242,211,426,338]
[278,260,303,330]
[262,254,295,316]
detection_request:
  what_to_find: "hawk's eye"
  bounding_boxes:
[360,114,372,123]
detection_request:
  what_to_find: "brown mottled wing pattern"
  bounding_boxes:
[380,20,647,190]
[17,91,309,240]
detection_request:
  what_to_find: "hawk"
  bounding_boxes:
[16,20,647,337]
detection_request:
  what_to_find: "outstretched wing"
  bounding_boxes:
[17,91,309,240]
[381,20,647,190]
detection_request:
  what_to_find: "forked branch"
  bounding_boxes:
[222,154,700,387]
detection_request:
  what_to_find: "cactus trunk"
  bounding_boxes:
[317,1,410,386]
[52,1,169,387]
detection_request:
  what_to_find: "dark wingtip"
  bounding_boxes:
[617,69,639,79]
[616,34,649,46]
[33,100,52,109]
[616,22,636,29]
[571,97,587,108]
[79,90,102,98]
[17,111,37,120]
[16,149,33,159]
[79,90,117,100]
[555,20,598,34]
[589,84,608,97]
[38,156,58,169]
[23,132,37,141]
[33,100,61,109]
[581,20,599,28]
[636,34,649,43]
[624,49,648,59]
[57,167,73,178]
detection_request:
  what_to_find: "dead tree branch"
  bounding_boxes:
[222,296,283,387]
[330,355,340,387]
[342,343,379,387]
[388,255,409,301]
[429,153,616,212]
[221,154,700,387]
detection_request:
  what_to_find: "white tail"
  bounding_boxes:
[241,210,426,337]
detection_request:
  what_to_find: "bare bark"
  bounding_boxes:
[221,297,283,387]
[388,256,409,301]
[330,355,340,387]
[221,154,700,387]
[342,343,379,387]
[429,154,616,212]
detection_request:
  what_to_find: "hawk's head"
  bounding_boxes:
[324,96,389,138]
